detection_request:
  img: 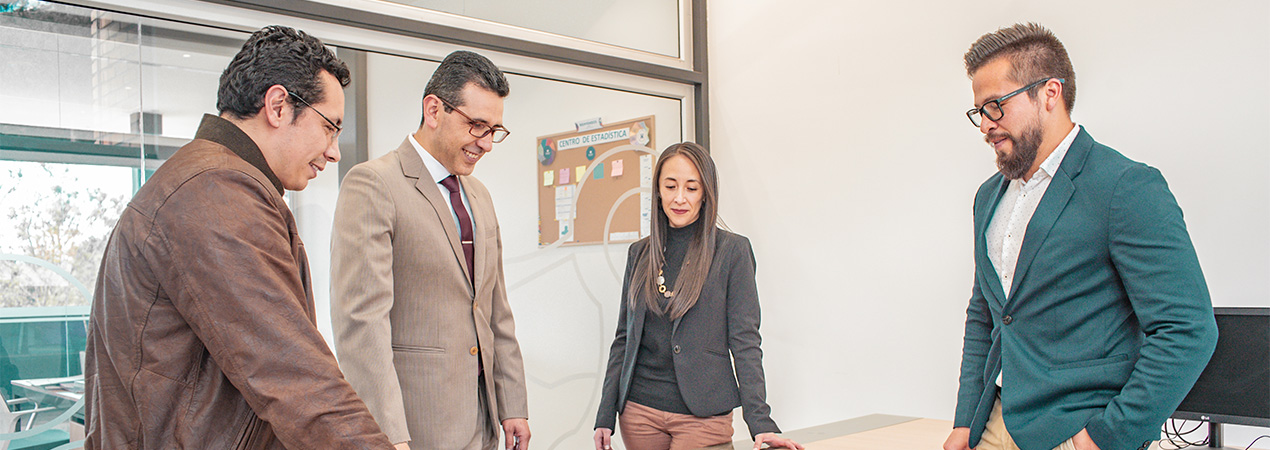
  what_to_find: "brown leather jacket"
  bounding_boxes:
[84,115,393,450]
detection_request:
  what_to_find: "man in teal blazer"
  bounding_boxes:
[944,24,1218,450]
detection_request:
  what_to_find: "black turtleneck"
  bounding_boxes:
[627,218,701,415]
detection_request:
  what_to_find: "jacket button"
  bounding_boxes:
[470,346,479,356]
[673,345,681,354]
[1002,315,1013,325]
[473,303,479,311]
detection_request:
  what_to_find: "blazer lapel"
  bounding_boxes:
[1005,127,1093,305]
[461,176,489,290]
[976,176,1011,307]
[397,139,473,292]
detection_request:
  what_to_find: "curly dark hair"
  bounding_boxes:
[217,25,350,120]
[421,50,509,122]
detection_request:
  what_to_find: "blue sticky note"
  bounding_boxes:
[593,163,604,179]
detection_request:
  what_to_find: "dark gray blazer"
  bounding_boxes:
[594,229,779,438]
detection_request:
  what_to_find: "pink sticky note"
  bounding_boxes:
[611,159,624,177]
[559,168,570,185]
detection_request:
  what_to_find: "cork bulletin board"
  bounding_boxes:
[537,116,656,246]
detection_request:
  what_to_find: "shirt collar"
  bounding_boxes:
[194,114,284,195]
[408,134,453,184]
[1033,123,1081,182]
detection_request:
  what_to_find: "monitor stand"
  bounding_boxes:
[1208,422,1222,448]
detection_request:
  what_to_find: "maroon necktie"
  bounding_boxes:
[439,175,475,286]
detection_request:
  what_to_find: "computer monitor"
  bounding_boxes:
[1172,307,1270,428]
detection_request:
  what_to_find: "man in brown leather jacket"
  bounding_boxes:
[84,26,394,450]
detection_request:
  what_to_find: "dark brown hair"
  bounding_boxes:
[964,22,1077,113]
[217,25,350,120]
[628,142,719,319]
[421,50,509,124]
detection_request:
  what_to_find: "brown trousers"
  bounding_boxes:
[617,401,734,450]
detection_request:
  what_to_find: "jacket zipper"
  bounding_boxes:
[233,413,263,450]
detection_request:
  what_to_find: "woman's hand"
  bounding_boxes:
[754,432,804,449]
[593,428,614,450]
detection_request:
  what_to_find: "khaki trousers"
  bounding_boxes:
[457,375,498,450]
[978,396,1077,450]
[617,401,734,450]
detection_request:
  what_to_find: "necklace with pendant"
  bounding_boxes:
[657,269,674,298]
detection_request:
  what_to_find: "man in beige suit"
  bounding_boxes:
[331,50,530,450]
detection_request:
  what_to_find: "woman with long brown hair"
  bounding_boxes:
[593,143,801,450]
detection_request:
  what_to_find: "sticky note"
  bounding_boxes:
[559,168,570,185]
[543,170,553,186]
[593,163,604,179]
[611,159,624,177]
[575,166,586,183]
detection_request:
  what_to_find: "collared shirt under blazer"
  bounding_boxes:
[331,138,528,449]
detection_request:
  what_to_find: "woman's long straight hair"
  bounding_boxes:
[627,142,719,319]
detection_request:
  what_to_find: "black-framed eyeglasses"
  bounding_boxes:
[437,96,510,143]
[288,91,342,140]
[966,77,1065,127]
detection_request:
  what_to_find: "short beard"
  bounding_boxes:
[993,125,1042,180]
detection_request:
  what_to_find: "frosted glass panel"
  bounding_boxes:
[385,0,681,57]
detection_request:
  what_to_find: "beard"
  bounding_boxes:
[989,123,1042,180]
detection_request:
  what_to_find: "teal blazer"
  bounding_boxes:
[954,127,1218,450]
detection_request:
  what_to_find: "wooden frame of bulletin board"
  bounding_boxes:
[537,116,656,247]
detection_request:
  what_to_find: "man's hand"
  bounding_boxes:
[1072,429,1102,450]
[943,427,972,450]
[754,432,804,449]
[502,418,531,450]
[593,428,613,450]
[393,443,410,450]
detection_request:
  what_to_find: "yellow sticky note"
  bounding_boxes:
[543,170,553,186]
[575,166,586,183]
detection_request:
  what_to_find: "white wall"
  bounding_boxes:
[708,0,1270,445]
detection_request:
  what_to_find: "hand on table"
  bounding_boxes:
[754,432,804,449]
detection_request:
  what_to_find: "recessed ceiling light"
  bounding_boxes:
[182,54,191,58]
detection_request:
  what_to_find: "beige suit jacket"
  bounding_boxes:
[331,139,528,449]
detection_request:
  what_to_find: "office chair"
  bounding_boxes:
[0,393,70,450]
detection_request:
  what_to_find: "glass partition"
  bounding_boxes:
[381,0,683,57]
[0,3,245,446]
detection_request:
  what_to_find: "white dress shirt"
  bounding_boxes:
[988,124,1080,387]
[408,134,471,231]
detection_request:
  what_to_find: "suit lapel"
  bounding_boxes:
[397,139,473,292]
[976,176,1011,307]
[462,176,489,290]
[1005,127,1092,306]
